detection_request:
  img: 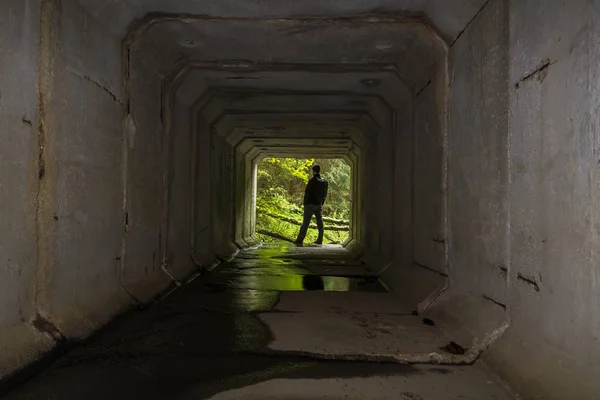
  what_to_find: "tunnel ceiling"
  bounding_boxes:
[144,19,442,89]
[176,70,408,110]
[77,0,487,44]
[116,0,489,100]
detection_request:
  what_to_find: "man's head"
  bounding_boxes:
[312,164,321,176]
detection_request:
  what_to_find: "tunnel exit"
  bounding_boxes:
[255,157,352,245]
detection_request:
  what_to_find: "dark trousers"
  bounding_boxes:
[295,204,324,244]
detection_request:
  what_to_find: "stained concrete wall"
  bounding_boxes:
[391,103,415,273]
[211,129,237,259]
[165,80,204,280]
[122,37,172,301]
[413,75,447,275]
[0,0,55,376]
[370,110,396,264]
[448,0,509,306]
[446,0,600,397]
[37,0,131,337]
[489,0,600,398]
[0,0,137,375]
[382,61,448,302]
[192,115,218,267]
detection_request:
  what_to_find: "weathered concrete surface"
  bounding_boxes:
[413,77,446,275]
[206,365,513,400]
[448,0,509,305]
[37,0,132,338]
[486,1,600,398]
[75,0,488,44]
[121,36,172,302]
[259,312,452,358]
[2,246,513,400]
[164,79,204,280]
[191,114,217,267]
[390,98,415,281]
[143,18,440,91]
[424,289,508,356]
[0,0,55,376]
[445,0,600,398]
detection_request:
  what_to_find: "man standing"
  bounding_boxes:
[294,164,328,246]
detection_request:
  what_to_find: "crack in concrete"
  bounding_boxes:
[68,70,122,103]
[515,59,556,88]
[517,272,541,292]
[415,79,432,97]
[450,0,493,47]
[482,294,507,310]
[413,262,448,277]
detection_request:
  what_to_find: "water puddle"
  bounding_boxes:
[228,274,386,292]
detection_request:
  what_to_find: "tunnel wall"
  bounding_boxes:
[211,128,237,259]
[448,0,510,307]
[0,0,55,376]
[123,38,173,300]
[164,82,201,280]
[489,0,600,398]
[0,0,136,375]
[447,0,600,397]
[371,114,395,263]
[358,96,411,269]
[38,0,131,337]
[413,72,447,275]
[391,103,414,273]
[382,68,449,303]
[385,96,445,304]
[192,115,218,267]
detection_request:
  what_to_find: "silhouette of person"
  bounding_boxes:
[294,164,328,246]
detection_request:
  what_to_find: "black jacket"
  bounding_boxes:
[304,174,328,206]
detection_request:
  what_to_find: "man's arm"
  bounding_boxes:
[322,181,329,205]
[303,179,314,205]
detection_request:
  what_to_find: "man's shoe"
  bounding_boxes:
[313,241,323,246]
[293,241,303,247]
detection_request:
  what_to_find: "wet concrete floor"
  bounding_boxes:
[2,244,514,399]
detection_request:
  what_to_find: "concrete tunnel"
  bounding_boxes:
[1,0,600,398]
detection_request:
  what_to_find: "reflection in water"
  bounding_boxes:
[323,276,351,291]
[302,275,325,291]
[223,243,386,293]
[228,275,383,292]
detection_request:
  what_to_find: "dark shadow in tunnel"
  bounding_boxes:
[1,256,421,400]
[302,275,325,291]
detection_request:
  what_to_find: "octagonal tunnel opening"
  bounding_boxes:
[254,157,352,246]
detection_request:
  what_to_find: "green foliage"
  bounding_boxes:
[256,157,351,244]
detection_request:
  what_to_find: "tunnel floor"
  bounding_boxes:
[4,244,513,399]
